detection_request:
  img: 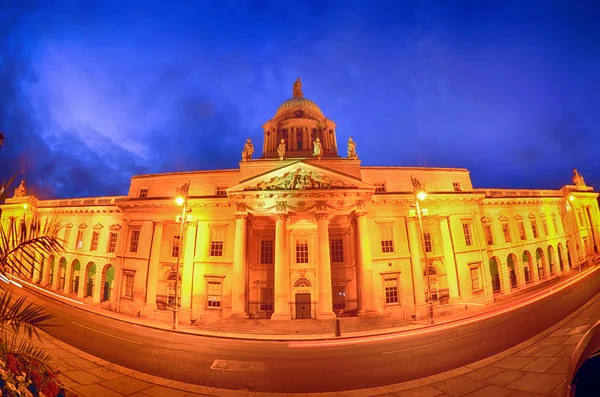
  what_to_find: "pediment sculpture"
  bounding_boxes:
[247,168,356,191]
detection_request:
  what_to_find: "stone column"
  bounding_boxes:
[181,222,197,310]
[52,261,61,290]
[41,257,51,287]
[439,216,459,299]
[77,268,86,298]
[355,209,377,315]
[553,249,562,276]
[64,261,73,293]
[316,212,335,319]
[272,213,290,320]
[514,256,526,288]
[93,269,103,304]
[145,222,163,307]
[498,259,511,294]
[231,213,248,317]
[406,218,426,306]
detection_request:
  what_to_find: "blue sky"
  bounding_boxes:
[1,0,600,199]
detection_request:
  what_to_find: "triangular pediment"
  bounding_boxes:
[514,214,523,221]
[498,215,509,222]
[228,162,374,193]
[481,216,493,223]
[528,213,537,219]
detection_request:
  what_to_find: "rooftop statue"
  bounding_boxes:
[572,168,586,187]
[241,138,254,162]
[313,137,323,159]
[277,139,286,160]
[13,179,27,198]
[293,77,303,98]
[347,136,358,159]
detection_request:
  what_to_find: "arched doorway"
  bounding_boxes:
[84,262,96,297]
[489,257,501,293]
[58,257,67,291]
[100,265,115,302]
[535,248,545,279]
[70,259,81,294]
[507,254,518,287]
[557,243,565,271]
[522,251,532,284]
[547,245,555,275]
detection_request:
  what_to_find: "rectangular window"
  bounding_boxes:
[90,231,99,251]
[578,211,584,226]
[207,281,222,308]
[502,223,511,243]
[374,182,387,192]
[423,232,433,252]
[259,287,274,311]
[210,229,224,257]
[531,221,538,238]
[462,223,472,246]
[518,221,527,240]
[124,274,134,298]
[215,185,228,196]
[470,267,481,291]
[552,217,558,235]
[542,219,549,236]
[64,228,71,248]
[171,235,181,258]
[76,230,84,250]
[483,224,494,245]
[379,225,395,253]
[384,277,399,305]
[296,240,309,264]
[333,286,347,310]
[129,229,140,253]
[108,232,118,253]
[260,240,273,265]
[330,239,344,263]
[453,182,463,192]
[139,188,148,198]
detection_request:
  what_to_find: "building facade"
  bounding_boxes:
[2,80,599,328]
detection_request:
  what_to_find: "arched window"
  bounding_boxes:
[294,277,312,288]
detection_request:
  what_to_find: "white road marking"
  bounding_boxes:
[381,331,480,355]
[210,359,265,372]
[71,321,143,345]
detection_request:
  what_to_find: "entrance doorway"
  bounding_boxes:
[295,293,311,319]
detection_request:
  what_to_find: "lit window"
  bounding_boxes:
[76,230,84,250]
[260,287,273,311]
[453,182,463,192]
[379,225,395,253]
[330,239,344,263]
[260,240,273,265]
[333,286,347,310]
[462,224,472,246]
[171,235,181,258]
[483,224,494,245]
[296,240,309,264]
[216,186,228,196]
[108,232,118,253]
[129,229,140,253]
[64,227,71,248]
[210,229,224,257]
[531,221,538,238]
[374,183,387,192]
[552,217,558,235]
[470,267,481,291]
[502,223,511,243]
[139,188,148,198]
[542,219,548,236]
[518,221,526,240]
[124,274,134,298]
[384,277,399,305]
[207,281,222,308]
[423,232,433,252]
[90,231,99,251]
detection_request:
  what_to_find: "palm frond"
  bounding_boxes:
[0,291,55,339]
[2,334,54,370]
[0,174,15,201]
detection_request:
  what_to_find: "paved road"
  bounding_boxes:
[8,270,600,393]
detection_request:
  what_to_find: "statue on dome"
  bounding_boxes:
[241,138,254,162]
[347,136,358,159]
[572,169,586,187]
[293,77,303,98]
[313,138,323,159]
[13,179,27,198]
[277,139,287,160]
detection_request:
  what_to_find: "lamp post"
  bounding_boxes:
[411,176,434,325]
[173,181,190,330]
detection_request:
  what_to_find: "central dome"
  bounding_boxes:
[275,97,323,117]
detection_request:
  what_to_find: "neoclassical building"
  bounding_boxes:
[2,79,599,327]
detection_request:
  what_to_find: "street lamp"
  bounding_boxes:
[411,176,434,325]
[172,180,190,330]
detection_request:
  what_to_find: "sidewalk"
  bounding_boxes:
[38,286,600,397]
[23,262,600,342]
